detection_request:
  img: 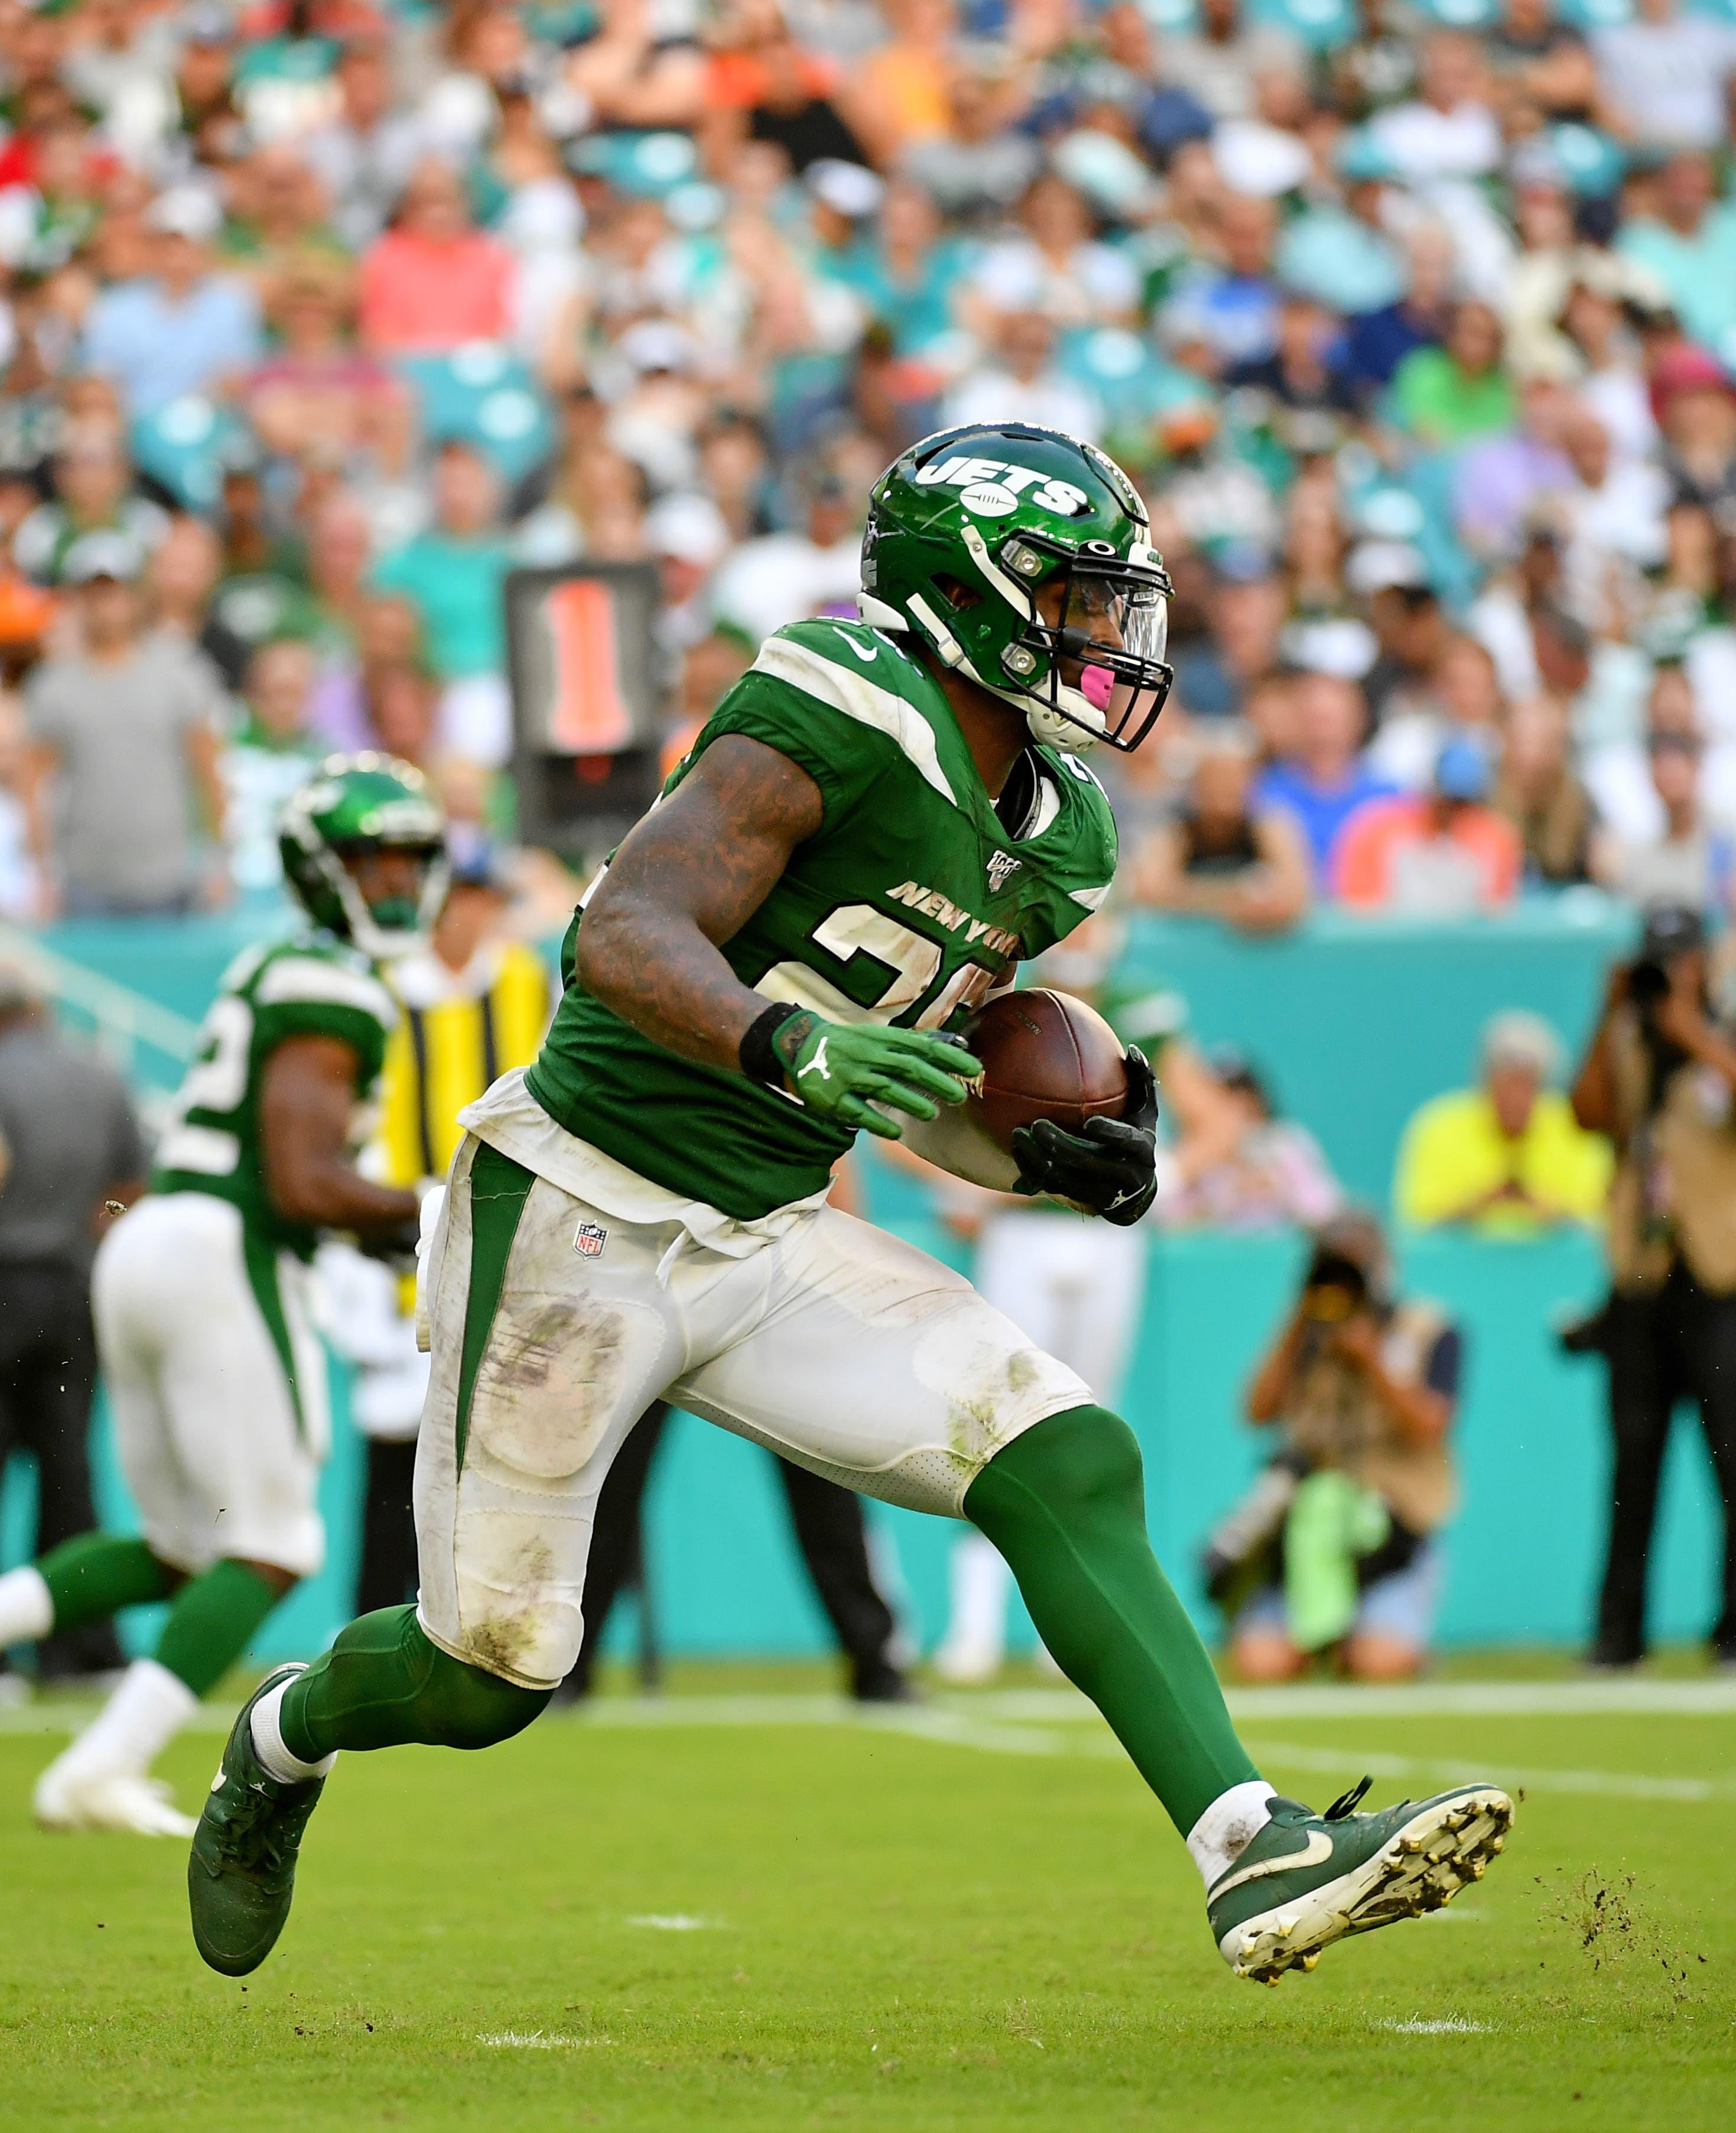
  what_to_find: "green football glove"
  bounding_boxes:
[769,1010,982,1141]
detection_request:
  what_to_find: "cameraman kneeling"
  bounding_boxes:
[1211,1213,1461,1682]
[1571,904,1736,1670]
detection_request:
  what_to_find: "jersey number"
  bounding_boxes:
[177,994,254,1115]
[155,992,253,1178]
[758,904,998,1031]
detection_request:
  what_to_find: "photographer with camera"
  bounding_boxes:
[1570,902,1736,1670]
[1207,1212,1462,1683]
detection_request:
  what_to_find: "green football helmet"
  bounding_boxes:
[278,753,447,960]
[859,423,1174,752]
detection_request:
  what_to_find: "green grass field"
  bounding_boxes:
[2,1666,1732,2132]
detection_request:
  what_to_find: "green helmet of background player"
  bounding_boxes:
[278,752,448,960]
[858,423,1175,753]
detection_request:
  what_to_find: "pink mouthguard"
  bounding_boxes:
[1080,664,1116,712]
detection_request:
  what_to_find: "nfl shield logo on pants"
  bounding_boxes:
[573,1220,608,1259]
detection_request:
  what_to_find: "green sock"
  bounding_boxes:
[38,1534,180,1633]
[279,1605,550,1764]
[965,1404,1261,1836]
[153,1560,285,1699]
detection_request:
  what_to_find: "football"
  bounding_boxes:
[959,987,1130,1151]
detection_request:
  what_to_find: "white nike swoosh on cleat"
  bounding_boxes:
[1213,1828,1334,1897]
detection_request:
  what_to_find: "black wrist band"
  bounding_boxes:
[740,1001,802,1089]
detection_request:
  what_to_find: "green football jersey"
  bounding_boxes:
[153,932,397,1257]
[526,618,1119,1218]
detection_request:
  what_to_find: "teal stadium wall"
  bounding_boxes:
[3,901,1726,1660]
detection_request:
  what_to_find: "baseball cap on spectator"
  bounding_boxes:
[1335,131,1398,185]
[179,4,233,44]
[145,187,222,243]
[1212,541,1274,585]
[1506,136,1570,194]
[646,492,730,568]
[1637,903,1706,966]
[1346,541,1431,599]
[1481,1011,1560,1083]
[1434,736,1493,805]
[1213,121,1312,200]
[62,531,146,585]
[1545,125,1625,201]
[619,320,699,377]
[1552,248,1669,327]
[1649,345,1733,424]
[1280,614,1378,680]
[449,837,509,892]
[806,161,884,221]
[1055,130,1161,218]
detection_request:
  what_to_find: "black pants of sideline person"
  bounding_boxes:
[355,1434,421,1618]
[0,1261,125,1680]
[552,1401,909,1704]
[1595,1265,1736,1665]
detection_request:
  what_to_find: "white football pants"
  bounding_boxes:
[935,1207,1147,1681]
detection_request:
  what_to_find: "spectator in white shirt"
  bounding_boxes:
[939,310,1104,441]
[965,172,1140,330]
[1370,33,1501,187]
[708,474,863,648]
[1597,679,1736,917]
[303,38,430,253]
[1591,0,1736,152]
[1556,407,1670,628]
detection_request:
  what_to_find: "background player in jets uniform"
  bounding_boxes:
[0,756,444,1836]
[191,427,1511,1990]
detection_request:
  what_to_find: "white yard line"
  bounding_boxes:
[851,1711,1736,1804]
[1237,1736,1736,1804]
[476,2031,612,2048]
[2,1680,1729,1814]
[969,1679,1736,1720]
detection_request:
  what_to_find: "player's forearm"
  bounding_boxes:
[576,735,824,1077]
[268,1161,419,1236]
[577,889,772,1074]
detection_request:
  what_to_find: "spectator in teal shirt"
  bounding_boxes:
[829,180,973,361]
[372,441,511,680]
[1617,151,1736,354]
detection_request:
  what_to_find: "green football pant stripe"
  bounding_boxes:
[38,1534,180,1631]
[242,1225,303,1439]
[454,1142,535,1477]
[153,1559,284,1699]
[965,1404,1260,1836]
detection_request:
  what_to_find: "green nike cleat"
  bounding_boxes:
[1207,1777,1514,1985]
[188,1665,327,1977]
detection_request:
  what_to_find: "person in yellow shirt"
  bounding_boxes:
[376,857,551,1196]
[1395,1011,1613,1235]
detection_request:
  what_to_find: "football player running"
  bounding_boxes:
[0,757,445,1836]
[188,427,1511,1985]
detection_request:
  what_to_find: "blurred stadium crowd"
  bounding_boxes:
[0,0,1734,928]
